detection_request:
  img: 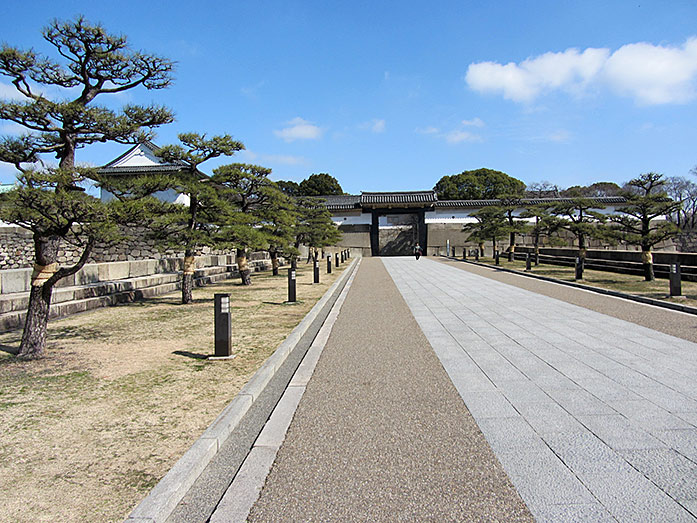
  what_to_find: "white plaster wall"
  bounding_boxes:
[332,212,371,226]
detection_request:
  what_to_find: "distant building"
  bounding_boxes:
[97,141,195,205]
[322,191,627,256]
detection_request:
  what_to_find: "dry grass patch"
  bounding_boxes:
[0,263,346,522]
[472,257,697,308]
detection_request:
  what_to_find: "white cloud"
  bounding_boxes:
[0,123,28,135]
[359,118,386,133]
[370,119,386,133]
[465,37,697,105]
[261,154,308,166]
[239,149,307,166]
[445,130,482,144]
[604,38,697,105]
[462,117,485,127]
[415,126,439,134]
[0,82,28,101]
[273,117,324,142]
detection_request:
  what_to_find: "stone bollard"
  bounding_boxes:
[495,250,500,265]
[525,253,531,271]
[535,252,540,266]
[288,267,296,302]
[670,260,682,297]
[327,255,332,274]
[212,293,232,358]
[314,259,320,284]
[575,257,584,280]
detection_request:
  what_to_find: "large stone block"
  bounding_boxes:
[75,264,100,285]
[1,268,31,294]
[128,259,156,278]
[97,261,130,281]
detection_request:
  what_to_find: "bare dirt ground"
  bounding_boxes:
[0,262,345,522]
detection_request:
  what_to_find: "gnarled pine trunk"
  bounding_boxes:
[270,251,280,276]
[237,249,252,285]
[182,252,196,304]
[18,234,61,358]
[642,250,655,281]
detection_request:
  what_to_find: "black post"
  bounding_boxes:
[526,253,531,271]
[670,260,682,297]
[495,250,500,265]
[463,248,467,261]
[288,267,296,302]
[213,293,232,358]
[314,259,320,284]
[575,256,584,280]
[327,255,332,274]
[335,253,340,267]
[474,249,479,262]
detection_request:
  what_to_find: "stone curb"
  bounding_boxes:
[444,256,697,316]
[125,257,360,523]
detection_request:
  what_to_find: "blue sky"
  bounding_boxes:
[2,0,697,194]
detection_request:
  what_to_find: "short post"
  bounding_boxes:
[575,257,584,280]
[288,267,296,302]
[670,260,682,297]
[495,250,500,265]
[474,249,479,262]
[327,255,332,274]
[463,248,467,261]
[525,253,531,271]
[446,240,451,257]
[535,252,540,266]
[341,250,345,263]
[335,253,340,267]
[213,293,232,358]
[314,259,320,284]
[346,249,350,259]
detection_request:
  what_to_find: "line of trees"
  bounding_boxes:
[0,17,341,359]
[453,171,682,282]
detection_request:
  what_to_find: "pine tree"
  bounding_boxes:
[609,173,681,281]
[149,133,244,303]
[0,17,174,358]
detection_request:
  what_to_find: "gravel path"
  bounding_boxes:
[248,257,532,522]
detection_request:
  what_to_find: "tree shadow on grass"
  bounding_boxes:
[0,344,18,356]
[50,325,105,341]
[172,350,209,360]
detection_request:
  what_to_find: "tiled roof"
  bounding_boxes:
[320,194,361,210]
[435,196,627,208]
[96,164,185,175]
[360,191,437,205]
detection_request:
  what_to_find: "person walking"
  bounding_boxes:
[414,243,422,260]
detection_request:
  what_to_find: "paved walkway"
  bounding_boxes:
[212,257,697,521]
[245,257,531,521]
[385,257,697,521]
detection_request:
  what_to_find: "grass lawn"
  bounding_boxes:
[0,262,346,522]
[471,257,697,308]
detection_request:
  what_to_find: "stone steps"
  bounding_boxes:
[0,260,273,332]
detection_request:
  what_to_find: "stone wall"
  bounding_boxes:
[0,224,235,270]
